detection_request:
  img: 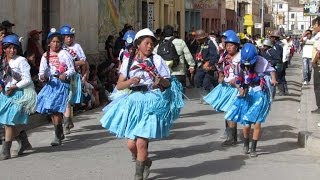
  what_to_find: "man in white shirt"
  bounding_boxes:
[311,17,320,113]
[300,30,313,85]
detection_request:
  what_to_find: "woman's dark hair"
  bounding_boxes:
[126,44,137,79]
[312,16,320,26]
[134,36,156,47]
[1,43,19,64]
[47,33,63,44]
[46,34,63,64]
[24,50,35,58]
[107,35,114,42]
[163,25,174,37]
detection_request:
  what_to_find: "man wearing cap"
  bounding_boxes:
[194,29,219,103]
[26,29,44,67]
[1,20,23,56]
[269,30,285,96]
[1,20,15,34]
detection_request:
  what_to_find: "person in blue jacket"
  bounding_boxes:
[194,29,219,102]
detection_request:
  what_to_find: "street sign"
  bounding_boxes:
[255,23,262,28]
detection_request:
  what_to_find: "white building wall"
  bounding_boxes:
[273,1,289,32]
[288,10,311,34]
[0,0,42,51]
[59,0,99,59]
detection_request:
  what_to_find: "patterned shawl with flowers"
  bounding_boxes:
[130,58,158,81]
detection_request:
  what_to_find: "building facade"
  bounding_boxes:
[185,0,226,34]
[288,7,311,34]
[273,0,289,33]
[1,0,185,63]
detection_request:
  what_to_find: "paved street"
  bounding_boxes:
[1,54,320,180]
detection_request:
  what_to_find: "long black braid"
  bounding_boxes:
[126,45,137,79]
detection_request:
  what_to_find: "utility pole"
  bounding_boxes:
[261,0,264,36]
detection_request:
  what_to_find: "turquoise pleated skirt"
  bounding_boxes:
[69,73,82,104]
[203,83,238,112]
[225,86,271,125]
[36,77,70,114]
[0,90,29,126]
[100,78,183,140]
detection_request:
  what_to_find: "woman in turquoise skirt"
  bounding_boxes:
[100,28,182,180]
[0,35,37,160]
[60,24,88,134]
[36,28,75,146]
[203,32,241,146]
[225,43,277,157]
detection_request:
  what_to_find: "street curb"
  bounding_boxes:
[297,63,320,154]
[298,131,320,154]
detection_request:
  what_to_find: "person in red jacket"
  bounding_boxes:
[26,29,44,67]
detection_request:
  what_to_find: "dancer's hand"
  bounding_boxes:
[189,67,195,74]
[39,75,47,82]
[59,73,67,81]
[6,85,17,96]
[271,79,278,86]
[130,77,140,85]
[238,88,246,97]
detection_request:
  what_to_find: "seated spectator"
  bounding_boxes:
[81,81,95,110]
[25,51,43,93]
[89,64,107,106]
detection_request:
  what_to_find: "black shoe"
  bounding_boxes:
[311,108,320,114]
[250,140,258,158]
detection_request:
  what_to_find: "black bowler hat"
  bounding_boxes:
[2,20,15,27]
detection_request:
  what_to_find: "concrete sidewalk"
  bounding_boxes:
[297,59,320,154]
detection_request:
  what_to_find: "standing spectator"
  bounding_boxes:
[300,30,313,85]
[154,25,195,92]
[105,35,115,63]
[269,30,285,96]
[194,29,219,102]
[25,51,43,93]
[260,38,277,99]
[26,29,44,67]
[1,20,14,34]
[155,28,162,44]
[186,31,198,87]
[0,24,7,56]
[1,20,23,56]
[311,17,320,113]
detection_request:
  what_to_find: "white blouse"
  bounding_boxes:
[63,43,86,61]
[4,56,32,89]
[38,49,76,79]
[119,53,171,86]
[224,52,241,83]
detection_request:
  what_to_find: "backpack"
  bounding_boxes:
[157,37,180,68]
